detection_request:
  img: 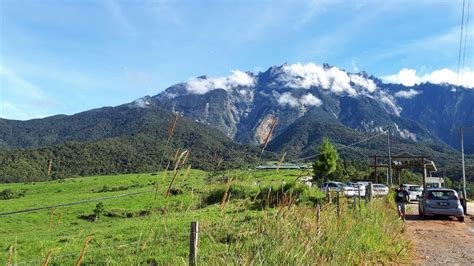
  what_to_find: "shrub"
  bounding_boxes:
[201,182,325,208]
[0,189,26,200]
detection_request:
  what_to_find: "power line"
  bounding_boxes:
[290,131,386,162]
[457,0,467,86]
[461,0,471,78]
[0,189,153,217]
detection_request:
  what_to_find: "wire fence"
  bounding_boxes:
[0,189,154,217]
[15,239,144,265]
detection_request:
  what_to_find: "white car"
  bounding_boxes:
[347,182,366,197]
[320,181,356,197]
[372,184,389,196]
[403,184,423,202]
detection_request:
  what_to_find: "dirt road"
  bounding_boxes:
[405,202,474,265]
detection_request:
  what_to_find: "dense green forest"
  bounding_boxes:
[0,133,260,183]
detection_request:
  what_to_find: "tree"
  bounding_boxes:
[313,137,339,184]
[93,202,106,221]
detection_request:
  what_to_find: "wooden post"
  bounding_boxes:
[316,204,321,236]
[358,188,362,215]
[374,155,378,183]
[367,182,373,202]
[336,191,340,216]
[353,193,357,210]
[189,221,199,266]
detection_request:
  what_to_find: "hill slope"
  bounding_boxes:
[0,104,259,182]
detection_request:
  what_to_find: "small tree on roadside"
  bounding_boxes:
[313,137,339,184]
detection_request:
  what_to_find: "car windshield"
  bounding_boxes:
[429,190,457,200]
[409,186,423,192]
[373,185,385,188]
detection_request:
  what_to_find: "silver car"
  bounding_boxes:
[418,188,464,222]
[404,184,423,202]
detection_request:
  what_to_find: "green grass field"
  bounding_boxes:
[0,169,410,265]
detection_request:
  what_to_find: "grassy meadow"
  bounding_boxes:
[0,169,410,265]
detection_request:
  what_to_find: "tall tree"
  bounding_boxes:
[313,137,339,183]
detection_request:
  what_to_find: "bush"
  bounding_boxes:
[201,182,325,208]
[0,189,26,200]
[201,183,258,206]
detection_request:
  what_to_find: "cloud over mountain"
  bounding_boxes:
[275,63,378,95]
[383,68,474,88]
[186,70,255,94]
[394,89,421,99]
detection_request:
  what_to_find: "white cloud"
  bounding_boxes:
[300,93,322,106]
[382,68,474,88]
[277,92,322,108]
[382,68,419,86]
[277,62,376,95]
[394,89,421,99]
[277,92,299,107]
[0,65,46,100]
[105,0,136,36]
[186,70,255,94]
[350,74,377,92]
[0,65,53,120]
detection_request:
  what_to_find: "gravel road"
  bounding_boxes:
[405,202,474,265]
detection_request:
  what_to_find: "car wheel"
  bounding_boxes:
[459,216,464,223]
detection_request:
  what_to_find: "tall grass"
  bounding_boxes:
[201,182,324,208]
[202,199,407,264]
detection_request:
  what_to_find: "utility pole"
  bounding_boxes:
[387,128,392,187]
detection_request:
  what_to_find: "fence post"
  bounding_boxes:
[367,182,373,202]
[316,204,321,236]
[336,191,340,217]
[189,221,199,266]
[358,188,362,216]
[353,193,356,210]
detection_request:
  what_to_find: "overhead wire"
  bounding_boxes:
[0,189,154,217]
[290,131,386,163]
[461,0,471,78]
[457,0,467,86]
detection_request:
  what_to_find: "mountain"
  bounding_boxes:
[386,82,474,153]
[1,62,473,182]
[151,63,473,153]
[0,105,260,182]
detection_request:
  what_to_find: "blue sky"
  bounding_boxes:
[1,0,472,120]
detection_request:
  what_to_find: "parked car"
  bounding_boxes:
[320,181,356,197]
[418,188,464,222]
[372,184,389,196]
[346,182,366,197]
[299,176,313,187]
[403,184,423,202]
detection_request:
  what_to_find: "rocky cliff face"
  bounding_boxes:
[152,62,474,150]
